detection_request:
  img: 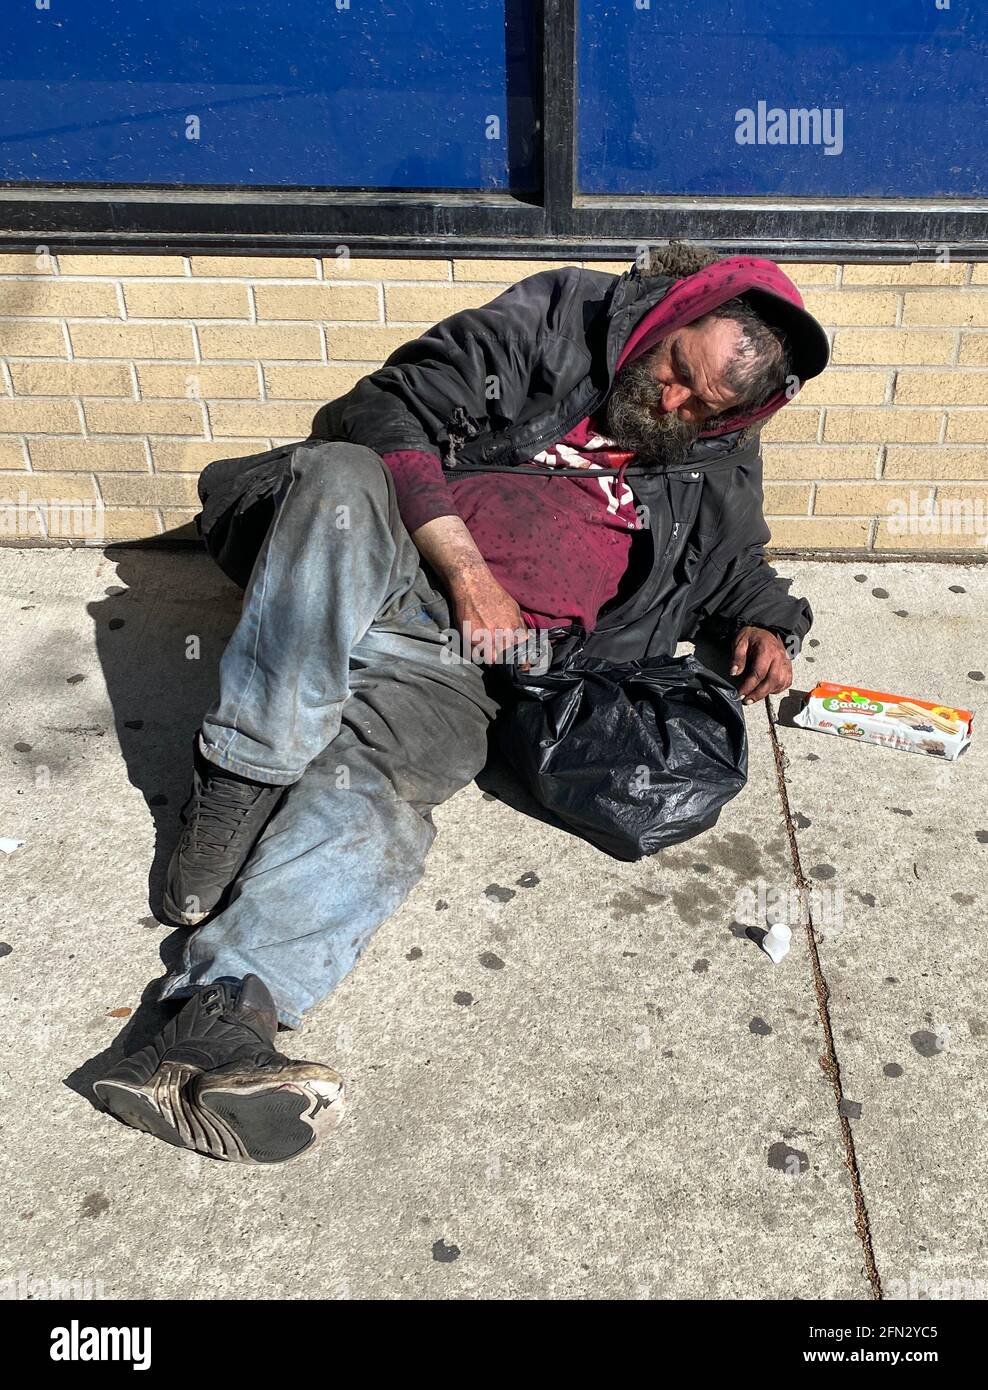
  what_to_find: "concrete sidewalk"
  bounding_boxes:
[0,547,984,1301]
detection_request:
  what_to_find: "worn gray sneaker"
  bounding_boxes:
[163,737,285,926]
[94,976,346,1164]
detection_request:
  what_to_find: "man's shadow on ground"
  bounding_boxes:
[66,538,242,1105]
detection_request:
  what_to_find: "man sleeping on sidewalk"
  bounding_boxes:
[94,245,830,1165]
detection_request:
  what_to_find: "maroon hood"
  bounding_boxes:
[615,255,830,436]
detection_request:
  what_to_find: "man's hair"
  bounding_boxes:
[696,298,793,415]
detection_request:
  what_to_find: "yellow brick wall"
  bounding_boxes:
[1,252,986,551]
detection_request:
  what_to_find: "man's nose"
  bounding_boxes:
[661,382,692,412]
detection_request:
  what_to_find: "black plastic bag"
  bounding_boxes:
[491,642,748,861]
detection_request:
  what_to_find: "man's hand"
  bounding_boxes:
[730,625,792,704]
[449,557,530,663]
[411,514,532,663]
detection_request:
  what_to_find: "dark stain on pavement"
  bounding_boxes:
[883,1062,903,1077]
[910,1029,944,1057]
[478,951,505,970]
[692,959,709,973]
[767,1142,809,1177]
[838,1098,863,1120]
[793,812,811,829]
[871,588,889,599]
[81,1193,110,1219]
[951,892,975,905]
[609,887,665,917]
[0,942,12,959]
[855,891,876,906]
[670,881,722,926]
[453,991,474,1006]
[809,864,837,880]
[484,884,516,903]
[749,1017,773,1036]
[432,1239,460,1263]
[700,831,772,878]
[516,871,539,887]
[406,946,423,960]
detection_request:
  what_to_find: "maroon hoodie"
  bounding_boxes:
[383,258,810,631]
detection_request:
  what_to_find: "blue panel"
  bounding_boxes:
[578,0,987,196]
[0,0,537,190]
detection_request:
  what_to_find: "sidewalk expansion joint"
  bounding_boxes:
[765,700,884,1301]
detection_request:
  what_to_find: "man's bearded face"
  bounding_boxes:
[604,355,702,467]
[604,320,745,467]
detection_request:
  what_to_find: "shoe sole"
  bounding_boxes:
[96,1062,346,1165]
[94,1061,199,1151]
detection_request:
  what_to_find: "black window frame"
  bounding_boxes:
[1,0,986,262]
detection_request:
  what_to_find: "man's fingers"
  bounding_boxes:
[743,656,792,704]
[737,650,773,698]
[730,631,750,677]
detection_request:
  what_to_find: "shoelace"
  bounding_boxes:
[185,776,269,857]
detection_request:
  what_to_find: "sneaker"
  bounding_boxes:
[94,976,346,1164]
[163,737,285,926]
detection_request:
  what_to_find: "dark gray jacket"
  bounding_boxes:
[315,258,812,660]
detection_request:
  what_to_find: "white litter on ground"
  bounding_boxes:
[762,922,792,965]
[0,837,24,854]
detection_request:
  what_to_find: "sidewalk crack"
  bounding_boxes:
[765,700,883,1301]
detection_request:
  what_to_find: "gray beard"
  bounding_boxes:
[604,359,702,468]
